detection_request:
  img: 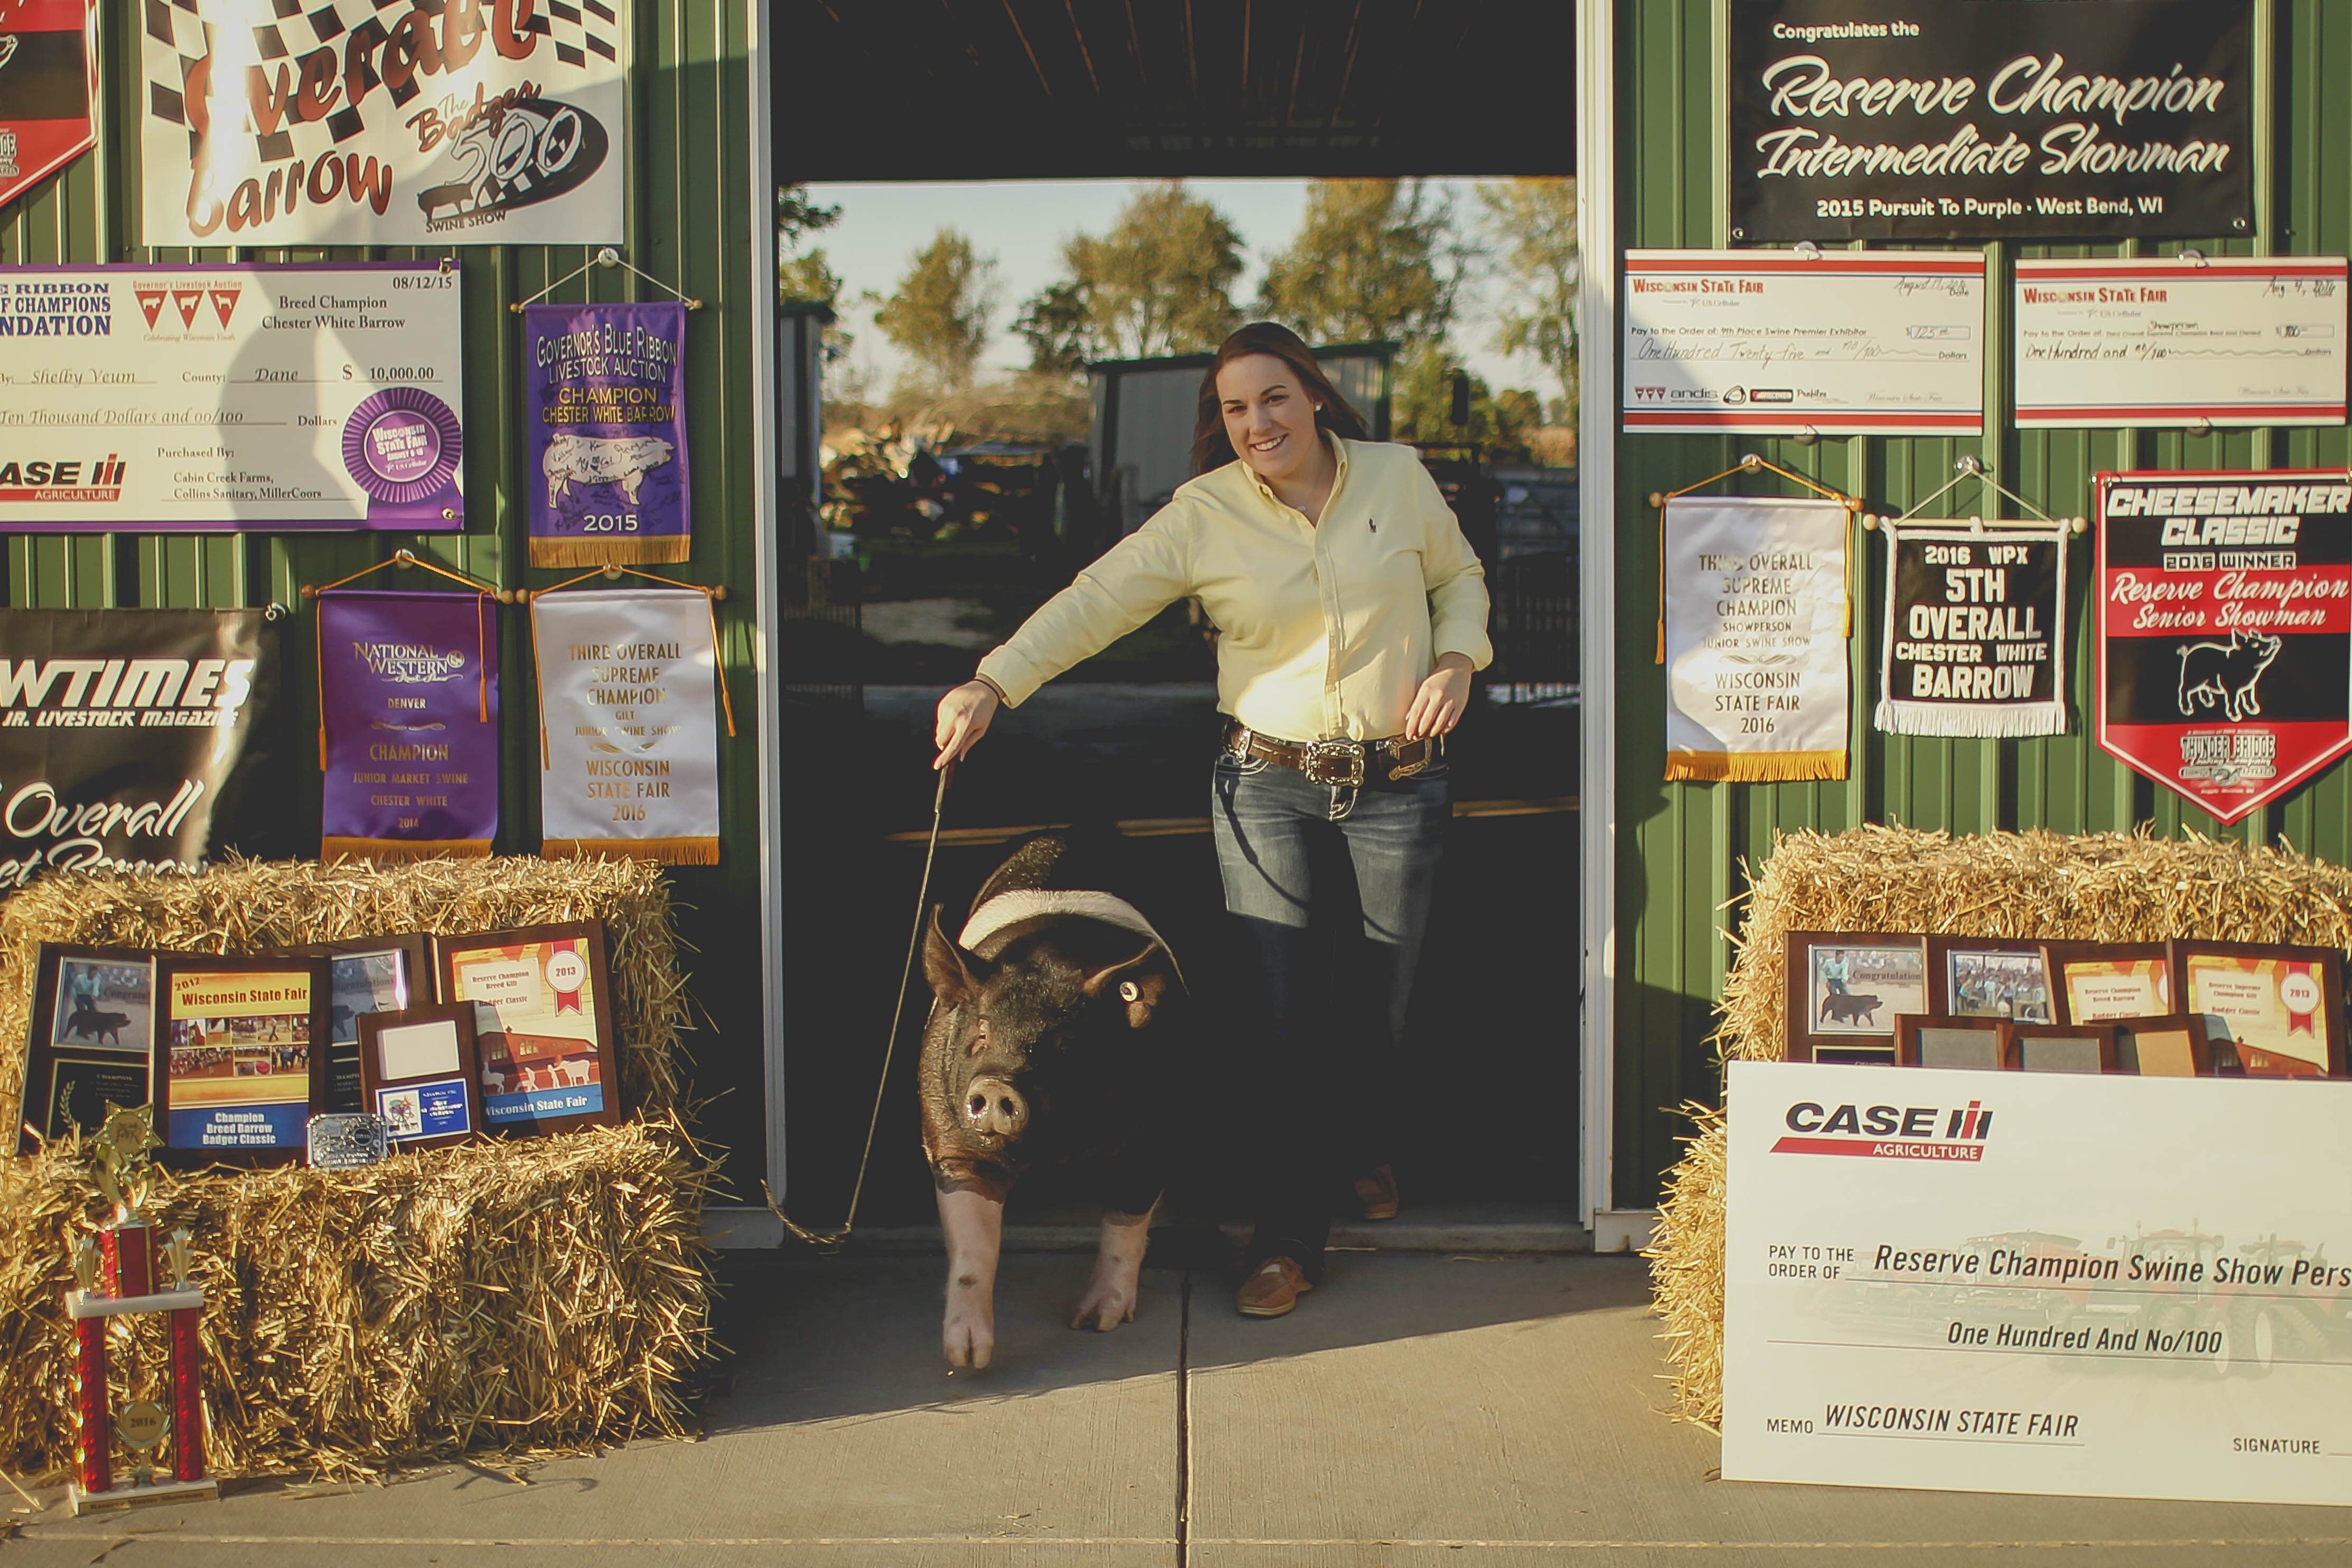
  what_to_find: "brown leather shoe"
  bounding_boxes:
[1235,1256,1313,1318]
[1352,1163,1400,1221]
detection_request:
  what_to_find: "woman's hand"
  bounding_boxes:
[934,680,1001,769]
[1403,654,1473,741]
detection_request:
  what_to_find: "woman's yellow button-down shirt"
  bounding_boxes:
[976,437,1494,743]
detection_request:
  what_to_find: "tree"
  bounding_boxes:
[776,183,843,307]
[1390,342,1543,458]
[1478,178,1580,423]
[1258,179,1464,347]
[1060,181,1245,359]
[1012,281,1092,376]
[872,228,1000,392]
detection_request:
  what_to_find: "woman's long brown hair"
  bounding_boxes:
[1191,321,1370,475]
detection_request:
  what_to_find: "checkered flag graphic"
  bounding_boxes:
[143,0,621,167]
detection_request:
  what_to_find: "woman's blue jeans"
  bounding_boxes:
[1210,752,1450,1281]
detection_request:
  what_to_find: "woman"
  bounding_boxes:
[934,322,1490,1318]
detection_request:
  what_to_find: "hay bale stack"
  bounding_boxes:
[0,855,716,1480]
[0,854,694,1138]
[1647,825,2352,1426]
[1,1119,714,1481]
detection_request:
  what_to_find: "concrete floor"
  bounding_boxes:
[7,1249,2351,1566]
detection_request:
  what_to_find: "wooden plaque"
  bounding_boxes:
[2170,940,2347,1079]
[151,954,330,1166]
[433,921,619,1136]
[16,945,157,1153]
[1781,930,1925,1064]
[357,1004,483,1153]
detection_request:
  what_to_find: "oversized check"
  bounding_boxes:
[1623,251,1983,435]
[0,263,462,531]
[2015,257,2348,428]
[1724,1059,2352,1506]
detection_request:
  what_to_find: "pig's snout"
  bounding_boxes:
[960,1076,1029,1140]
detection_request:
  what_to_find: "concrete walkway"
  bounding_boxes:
[8,1248,2351,1566]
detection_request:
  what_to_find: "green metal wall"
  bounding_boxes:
[0,3,771,1194]
[1611,0,2352,1208]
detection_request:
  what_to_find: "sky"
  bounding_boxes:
[802,179,1556,400]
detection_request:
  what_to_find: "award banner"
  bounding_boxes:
[2095,470,2352,824]
[1725,1060,2352,1506]
[0,263,462,532]
[316,590,499,860]
[530,589,722,865]
[139,0,625,248]
[525,303,692,566]
[0,1,98,212]
[1729,0,2252,243]
[1664,496,1851,782]
[0,608,276,893]
[1876,522,2067,738]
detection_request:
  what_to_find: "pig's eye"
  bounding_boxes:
[965,1019,988,1056]
[1118,981,1141,1003]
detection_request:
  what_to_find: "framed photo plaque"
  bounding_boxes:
[2172,941,2346,1079]
[2044,943,2174,1024]
[151,954,329,1165]
[357,1004,483,1153]
[1927,939,2055,1022]
[276,935,430,1114]
[16,945,157,1153]
[1782,932,1927,1063]
[1894,1014,2006,1071]
[434,921,619,1135]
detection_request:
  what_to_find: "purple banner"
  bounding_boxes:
[317,590,499,860]
[525,302,692,566]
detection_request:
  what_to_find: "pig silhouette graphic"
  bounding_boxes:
[2177,630,2282,723]
[543,433,676,507]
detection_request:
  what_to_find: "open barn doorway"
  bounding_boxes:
[760,1,1582,1240]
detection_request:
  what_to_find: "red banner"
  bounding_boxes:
[0,1,97,212]
[2096,470,2352,823]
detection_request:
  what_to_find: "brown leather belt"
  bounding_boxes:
[1221,719,1441,787]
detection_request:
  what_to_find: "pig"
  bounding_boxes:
[543,433,677,507]
[919,832,1184,1369]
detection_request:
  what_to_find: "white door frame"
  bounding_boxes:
[1577,0,1638,1248]
[710,0,790,1247]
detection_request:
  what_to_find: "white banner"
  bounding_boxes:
[0,263,462,531]
[139,0,626,248]
[531,588,721,865]
[1624,251,1984,435]
[2016,257,2349,427]
[1724,1060,2352,1507]
[1664,496,1850,782]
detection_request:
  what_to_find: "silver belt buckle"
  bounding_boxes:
[1303,739,1366,787]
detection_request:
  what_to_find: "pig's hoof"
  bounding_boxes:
[1069,1289,1139,1332]
[942,1306,995,1369]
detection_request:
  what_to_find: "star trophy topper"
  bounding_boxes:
[64,1105,217,1514]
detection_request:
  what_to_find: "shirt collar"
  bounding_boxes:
[1243,432,1347,508]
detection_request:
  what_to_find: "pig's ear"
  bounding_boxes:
[922,904,994,1004]
[1083,943,1169,1028]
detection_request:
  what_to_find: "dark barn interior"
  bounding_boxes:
[764,0,1583,1235]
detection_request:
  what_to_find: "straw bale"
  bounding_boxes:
[0,855,717,1481]
[1647,824,2352,1425]
[0,854,694,1139]
[1,1117,715,1482]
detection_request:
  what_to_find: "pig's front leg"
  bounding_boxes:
[937,1184,1004,1368]
[1071,1194,1160,1332]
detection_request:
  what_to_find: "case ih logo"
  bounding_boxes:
[1772,1099,1995,1162]
[131,286,238,331]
